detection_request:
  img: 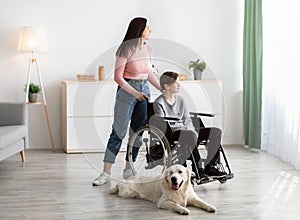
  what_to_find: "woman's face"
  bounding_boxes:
[142,25,151,40]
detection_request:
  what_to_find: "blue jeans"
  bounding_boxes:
[103,79,150,163]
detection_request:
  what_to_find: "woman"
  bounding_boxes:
[93,17,161,186]
[153,71,226,179]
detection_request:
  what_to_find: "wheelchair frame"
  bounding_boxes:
[127,103,234,185]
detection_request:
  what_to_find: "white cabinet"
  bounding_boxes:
[62,80,117,153]
[62,80,222,153]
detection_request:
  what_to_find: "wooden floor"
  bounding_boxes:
[1,146,300,219]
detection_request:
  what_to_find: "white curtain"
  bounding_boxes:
[262,0,300,169]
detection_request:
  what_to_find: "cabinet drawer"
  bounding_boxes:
[64,117,129,153]
[65,117,112,152]
[65,82,117,117]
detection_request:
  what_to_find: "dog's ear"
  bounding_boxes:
[182,167,191,190]
[185,167,191,182]
[161,169,169,189]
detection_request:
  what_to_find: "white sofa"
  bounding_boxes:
[0,103,28,162]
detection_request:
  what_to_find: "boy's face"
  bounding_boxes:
[165,78,180,93]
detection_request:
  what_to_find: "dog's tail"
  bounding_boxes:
[109,184,119,194]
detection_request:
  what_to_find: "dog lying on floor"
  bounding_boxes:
[110,164,216,215]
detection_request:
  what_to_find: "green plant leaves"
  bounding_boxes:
[24,82,41,93]
[188,59,206,72]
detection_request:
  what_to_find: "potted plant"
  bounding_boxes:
[25,82,41,103]
[188,59,207,80]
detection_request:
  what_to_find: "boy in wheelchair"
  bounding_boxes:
[153,71,227,181]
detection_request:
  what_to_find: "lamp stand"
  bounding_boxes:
[25,55,55,152]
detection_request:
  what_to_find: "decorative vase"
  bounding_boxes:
[193,69,203,80]
[98,66,105,81]
[29,93,38,103]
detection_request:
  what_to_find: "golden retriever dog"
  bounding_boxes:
[110,164,216,215]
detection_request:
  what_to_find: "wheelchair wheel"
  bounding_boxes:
[127,125,172,177]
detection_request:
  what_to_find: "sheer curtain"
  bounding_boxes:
[262,0,300,169]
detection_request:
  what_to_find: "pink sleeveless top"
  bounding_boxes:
[114,44,160,94]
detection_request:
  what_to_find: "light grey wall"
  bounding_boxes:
[0,0,244,149]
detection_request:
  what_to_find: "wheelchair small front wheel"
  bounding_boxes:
[127,125,172,177]
[219,178,227,184]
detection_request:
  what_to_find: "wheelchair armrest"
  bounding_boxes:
[189,112,215,118]
[163,116,182,122]
[152,115,181,122]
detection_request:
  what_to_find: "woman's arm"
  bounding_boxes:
[148,71,161,91]
[114,56,134,93]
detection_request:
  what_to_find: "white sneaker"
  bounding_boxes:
[123,169,135,179]
[92,172,111,186]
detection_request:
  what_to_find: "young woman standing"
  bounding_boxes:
[93,17,161,186]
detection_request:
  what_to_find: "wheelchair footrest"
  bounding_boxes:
[221,173,234,181]
[192,172,234,185]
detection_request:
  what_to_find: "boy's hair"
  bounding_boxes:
[160,71,179,92]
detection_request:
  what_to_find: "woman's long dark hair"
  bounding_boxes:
[116,17,147,58]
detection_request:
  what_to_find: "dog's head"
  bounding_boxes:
[163,164,190,191]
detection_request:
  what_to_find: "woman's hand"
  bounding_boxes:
[134,91,149,101]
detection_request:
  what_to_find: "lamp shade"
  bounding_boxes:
[18,26,48,52]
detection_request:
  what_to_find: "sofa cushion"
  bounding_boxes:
[0,125,27,150]
[0,103,27,126]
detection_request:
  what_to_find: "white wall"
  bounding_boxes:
[0,0,244,149]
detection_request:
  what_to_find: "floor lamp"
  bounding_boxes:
[18,26,55,152]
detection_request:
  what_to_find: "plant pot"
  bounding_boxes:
[193,69,203,80]
[29,93,38,103]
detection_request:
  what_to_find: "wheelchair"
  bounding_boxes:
[127,103,234,185]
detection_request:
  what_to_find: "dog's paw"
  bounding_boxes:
[206,205,216,213]
[109,185,118,194]
[175,207,190,215]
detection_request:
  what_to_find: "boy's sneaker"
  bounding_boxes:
[205,165,227,179]
[92,172,111,186]
[123,168,135,179]
[199,168,209,181]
